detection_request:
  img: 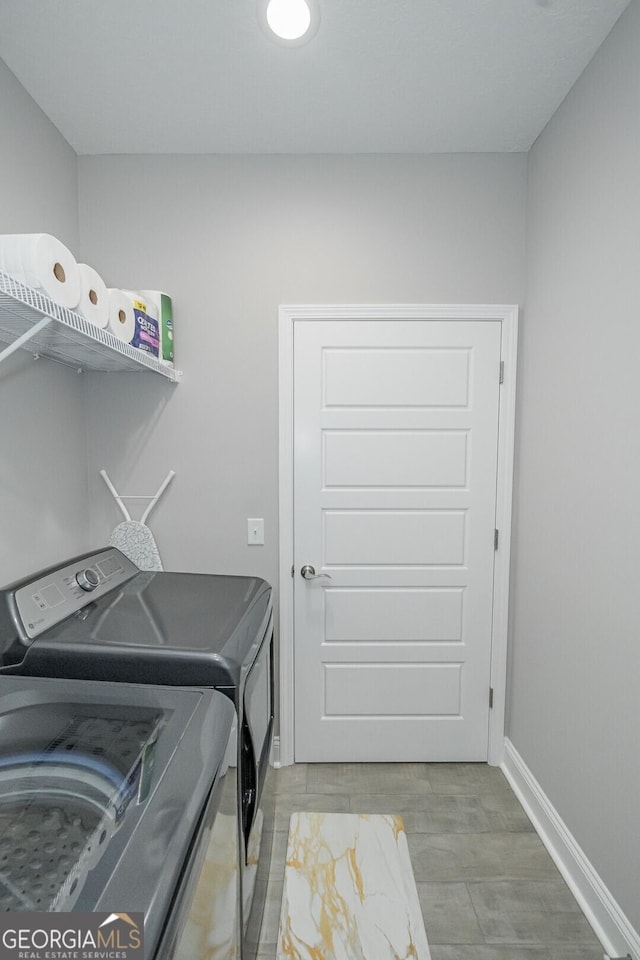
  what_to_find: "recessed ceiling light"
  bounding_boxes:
[257,0,320,45]
[267,0,310,39]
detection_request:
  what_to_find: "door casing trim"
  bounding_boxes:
[278,304,519,767]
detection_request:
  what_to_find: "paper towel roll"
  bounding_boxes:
[122,290,157,321]
[77,263,108,329]
[106,288,136,343]
[138,290,160,316]
[0,233,80,308]
[140,289,174,364]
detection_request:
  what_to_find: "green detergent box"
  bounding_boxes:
[141,289,174,364]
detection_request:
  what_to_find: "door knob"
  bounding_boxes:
[300,564,332,581]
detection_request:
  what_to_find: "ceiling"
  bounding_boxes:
[0,0,631,155]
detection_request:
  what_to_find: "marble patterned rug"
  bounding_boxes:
[276,812,431,960]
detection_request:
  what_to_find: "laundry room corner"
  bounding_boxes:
[0,57,89,585]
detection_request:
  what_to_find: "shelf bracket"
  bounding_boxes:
[0,315,54,366]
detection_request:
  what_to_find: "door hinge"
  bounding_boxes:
[499,361,504,384]
[291,564,295,578]
[494,528,499,550]
[489,687,494,709]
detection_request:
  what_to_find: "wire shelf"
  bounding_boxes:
[0,271,181,381]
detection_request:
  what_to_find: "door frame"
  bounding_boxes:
[277,304,519,767]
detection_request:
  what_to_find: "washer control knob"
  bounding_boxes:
[76,568,99,592]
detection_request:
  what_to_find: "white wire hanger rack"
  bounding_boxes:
[0,270,181,381]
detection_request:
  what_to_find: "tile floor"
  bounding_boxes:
[257,763,605,960]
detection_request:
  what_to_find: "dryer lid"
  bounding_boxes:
[0,548,272,687]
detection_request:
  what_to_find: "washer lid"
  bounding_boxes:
[0,674,234,956]
[0,698,166,912]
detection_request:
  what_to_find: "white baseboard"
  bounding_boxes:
[502,738,639,960]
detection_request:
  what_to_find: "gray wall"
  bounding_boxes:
[0,59,88,585]
[78,154,526,588]
[508,0,640,933]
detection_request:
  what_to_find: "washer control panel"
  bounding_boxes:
[13,548,140,641]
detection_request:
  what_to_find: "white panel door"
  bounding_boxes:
[293,320,502,761]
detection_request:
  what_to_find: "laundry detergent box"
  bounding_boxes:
[124,292,161,357]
